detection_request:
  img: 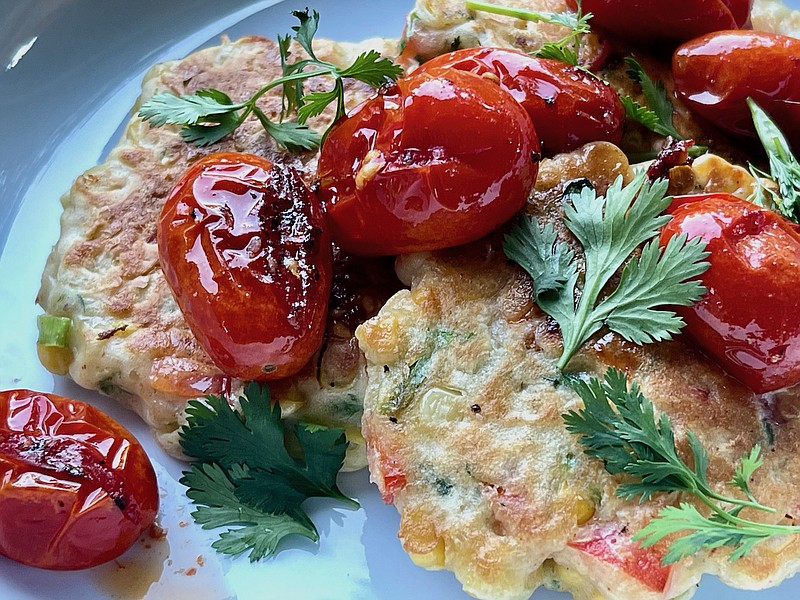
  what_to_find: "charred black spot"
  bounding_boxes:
[113,494,128,512]
[379,82,400,96]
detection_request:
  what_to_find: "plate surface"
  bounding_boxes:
[0,1,798,598]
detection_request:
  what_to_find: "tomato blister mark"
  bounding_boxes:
[159,152,332,381]
[661,194,800,393]
[419,48,624,156]
[673,31,800,148]
[568,0,752,45]
[0,390,158,570]
[318,68,539,256]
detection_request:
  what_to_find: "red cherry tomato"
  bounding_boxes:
[418,48,623,156]
[0,390,158,570]
[566,0,751,44]
[158,152,332,381]
[569,525,672,592]
[660,194,800,393]
[317,68,540,256]
[673,31,800,149]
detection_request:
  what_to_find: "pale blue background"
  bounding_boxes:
[0,1,798,599]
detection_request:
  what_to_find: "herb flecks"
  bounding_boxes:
[504,173,709,370]
[179,382,357,561]
[465,0,592,67]
[564,368,800,564]
[747,98,800,224]
[138,10,402,150]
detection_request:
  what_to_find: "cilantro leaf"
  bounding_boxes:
[179,382,357,560]
[338,50,405,87]
[624,57,682,139]
[296,85,343,124]
[748,98,800,224]
[180,110,246,146]
[563,368,799,565]
[598,234,709,345]
[466,0,588,29]
[255,109,321,151]
[636,503,771,564]
[290,9,320,60]
[504,219,576,299]
[729,445,764,505]
[620,96,661,133]
[504,173,709,370]
[535,43,580,66]
[139,89,246,126]
[278,33,302,118]
[138,10,402,150]
[182,463,317,561]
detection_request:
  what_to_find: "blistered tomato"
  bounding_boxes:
[317,68,540,256]
[660,194,800,393]
[0,390,158,570]
[566,0,752,45]
[673,31,800,148]
[158,152,332,381]
[418,48,623,155]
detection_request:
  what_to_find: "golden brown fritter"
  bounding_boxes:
[37,35,399,465]
[358,144,800,600]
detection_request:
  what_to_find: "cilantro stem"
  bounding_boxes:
[696,493,795,533]
[465,0,591,67]
[465,0,574,24]
[245,67,333,108]
[558,277,603,370]
[138,10,402,150]
[566,369,800,564]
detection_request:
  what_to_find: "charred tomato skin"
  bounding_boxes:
[660,194,800,393]
[418,48,624,156]
[673,30,800,148]
[317,68,540,256]
[0,389,159,570]
[158,152,332,381]
[566,0,752,44]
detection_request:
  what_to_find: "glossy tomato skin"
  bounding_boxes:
[158,152,332,381]
[0,390,158,570]
[660,194,800,393]
[566,0,751,44]
[673,31,800,149]
[318,68,540,256]
[419,48,623,156]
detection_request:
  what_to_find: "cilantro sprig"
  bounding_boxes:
[465,0,592,66]
[621,58,682,139]
[564,368,800,564]
[621,58,708,162]
[138,10,402,150]
[504,173,709,370]
[747,98,800,224]
[179,382,358,561]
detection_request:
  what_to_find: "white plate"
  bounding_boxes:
[0,1,798,598]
